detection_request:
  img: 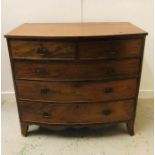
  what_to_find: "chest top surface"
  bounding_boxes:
[5,22,147,38]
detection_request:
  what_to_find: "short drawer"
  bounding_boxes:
[10,40,76,59]
[79,38,142,59]
[14,59,140,81]
[16,79,137,102]
[20,100,134,124]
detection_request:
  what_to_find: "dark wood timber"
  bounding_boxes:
[21,122,28,137]
[132,35,147,135]
[19,100,134,124]
[5,23,147,136]
[16,79,137,102]
[79,38,142,59]
[126,120,135,136]
[6,39,26,136]
[14,59,140,81]
[10,40,76,59]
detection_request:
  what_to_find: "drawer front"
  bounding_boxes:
[10,40,76,59]
[14,59,140,81]
[16,79,137,102]
[20,100,134,124]
[79,39,142,58]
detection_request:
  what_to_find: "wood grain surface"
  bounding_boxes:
[20,99,134,124]
[5,22,147,38]
[10,40,76,59]
[79,38,142,58]
[14,59,140,81]
[16,79,137,102]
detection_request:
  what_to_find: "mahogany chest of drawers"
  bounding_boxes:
[5,23,147,136]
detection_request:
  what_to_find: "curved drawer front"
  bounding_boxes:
[16,79,137,102]
[20,100,134,124]
[79,38,142,59]
[10,40,76,59]
[14,59,140,81]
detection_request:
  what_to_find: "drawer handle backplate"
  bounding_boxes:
[104,88,113,93]
[37,47,48,56]
[106,48,119,54]
[40,88,50,94]
[42,112,50,117]
[40,88,61,95]
[106,68,115,75]
[102,109,112,116]
[35,68,49,76]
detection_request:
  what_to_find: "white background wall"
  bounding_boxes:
[2,0,153,98]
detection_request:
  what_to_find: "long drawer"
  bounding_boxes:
[20,100,134,124]
[10,40,76,59]
[79,38,142,59]
[16,79,137,102]
[14,59,140,81]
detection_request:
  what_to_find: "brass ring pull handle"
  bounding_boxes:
[40,88,50,95]
[102,109,112,116]
[36,47,48,56]
[104,88,113,93]
[76,104,80,109]
[35,68,49,76]
[106,68,115,75]
[42,112,50,117]
[106,48,119,54]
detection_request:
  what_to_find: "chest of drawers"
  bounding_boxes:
[5,23,147,136]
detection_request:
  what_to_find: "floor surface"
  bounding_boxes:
[2,98,154,155]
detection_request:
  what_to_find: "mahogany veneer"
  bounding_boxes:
[5,22,147,136]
